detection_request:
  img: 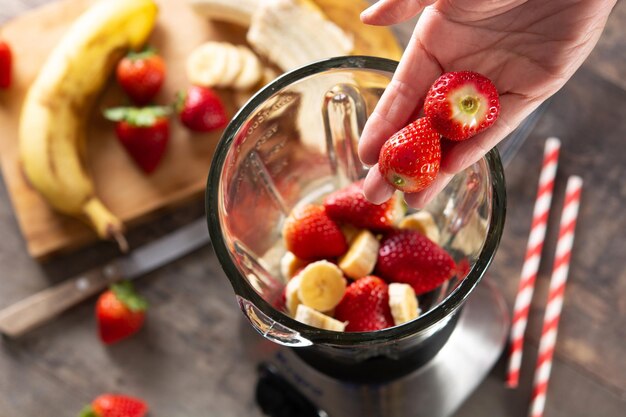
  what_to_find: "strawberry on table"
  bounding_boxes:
[282,204,347,261]
[177,85,228,132]
[104,106,170,174]
[116,48,166,105]
[96,281,148,345]
[424,71,500,141]
[334,276,395,332]
[0,40,12,89]
[323,179,405,231]
[80,393,148,417]
[376,230,456,295]
[378,117,441,193]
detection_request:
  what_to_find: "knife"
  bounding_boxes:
[0,218,210,338]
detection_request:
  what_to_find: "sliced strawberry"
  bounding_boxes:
[323,179,405,231]
[378,117,441,193]
[424,71,500,141]
[334,276,395,332]
[96,281,148,345]
[80,394,148,417]
[282,204,347,261]
[376,230,456,295]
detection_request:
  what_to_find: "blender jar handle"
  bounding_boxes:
[237,296,313,347]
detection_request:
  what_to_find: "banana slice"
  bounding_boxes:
[188,0,259,26]
[297,261,346,312]
[340,224,360,245]
[232,46,263,90]
[388,283,420,326]
[186,42,263,90]
[399,211,441,244]
[338,230,380,280]
[280,251,308,281]
[285,274,302,316]
[295,304,346,331]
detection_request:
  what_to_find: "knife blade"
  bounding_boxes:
[0,218,210,338]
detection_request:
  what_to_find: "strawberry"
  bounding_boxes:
[282,204,347,261]
[323,179,405,231]
[104,106,170,174]
[334,276,394,332]
[378,117,441,193]
[116,49,166,105]
[376,230,456,295]
[0,40,12,89]
[80,394,148,417]
[424,71,500,141]
[177,85,228,132]
[96,281,148,345]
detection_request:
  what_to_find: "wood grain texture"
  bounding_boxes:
[0,1,624,417]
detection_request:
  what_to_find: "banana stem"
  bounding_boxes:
[82,198,128,253]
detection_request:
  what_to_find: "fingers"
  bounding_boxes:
[363,165,395,204]
[358,30,442,165]
[361,0,437,26]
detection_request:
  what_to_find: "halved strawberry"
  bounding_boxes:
[424,71,500,141]
[334,276,395,332]
[376,230,456,295]
[323,179,405,231]
[378,117,441,193]
[282,204,347,261]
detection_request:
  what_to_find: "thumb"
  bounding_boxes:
[361,0,437,26]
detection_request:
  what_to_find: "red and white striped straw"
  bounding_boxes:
[529,175,583,417]
[506,137,561,388]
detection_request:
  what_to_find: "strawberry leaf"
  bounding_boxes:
[126,47,157,61]
[110,280,148,312]
[103,106,171,127]
[78,405,99,417]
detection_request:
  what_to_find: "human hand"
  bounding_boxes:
[359,0,615,207]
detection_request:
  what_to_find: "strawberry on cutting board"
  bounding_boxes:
[80,394,148,417]
[424,71,500,141]
[0,40,12,89]
[376,230,456,295]
[116,48,166,105]
[378,117,441,193]
[96,281,148,345]
[177,85,228,132]
[104,106,170,174]
[334,276,395,332]
[323,179,405,231]
[282,204,347,261]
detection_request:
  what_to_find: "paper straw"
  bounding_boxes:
[506,137,561,388]
[529,175,582,417]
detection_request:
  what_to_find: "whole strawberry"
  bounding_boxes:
[116,49,166,105]
[424,71,500,141]
[104,106,170,174]
[334,276,395,332]
[96,281,148,345]
[376,230,456,295]
[282,204,347,260]
[177,85,228,132]
[323,179,405,231]
[0,40,12,89]
[80,394,148,417]
[378,117,441,193]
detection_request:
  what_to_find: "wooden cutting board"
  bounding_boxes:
[0,0,402,261]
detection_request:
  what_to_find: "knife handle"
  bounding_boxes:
[0,263,121,338]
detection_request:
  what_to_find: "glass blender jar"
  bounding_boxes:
[206,56,507,411]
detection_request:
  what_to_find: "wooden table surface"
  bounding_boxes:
[1,1,624,416]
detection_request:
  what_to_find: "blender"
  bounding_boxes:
[207,56,509,417]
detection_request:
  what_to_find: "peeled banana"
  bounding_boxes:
[188,0,259,26]
[399,211,441,244]
[295,304,346,331]
[297,260,346,312]
[338,230,380,280]
[388,283,420,325]
[19,0,158,249]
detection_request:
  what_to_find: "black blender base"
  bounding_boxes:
[253,280,510,417]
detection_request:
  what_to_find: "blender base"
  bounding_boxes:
[252,279,510,417]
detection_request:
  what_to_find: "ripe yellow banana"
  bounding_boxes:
[295,304,346,331]
[19,0,158,250]
[338,230,380,280]
[388,283,420,325]
[399,211,441,244]
[297,260,346,312]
